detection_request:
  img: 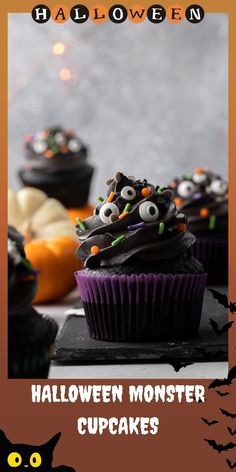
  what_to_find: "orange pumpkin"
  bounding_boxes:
[67,204,94,225]
[25,236,82,304]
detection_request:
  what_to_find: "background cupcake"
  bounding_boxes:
[18,126,94,209]
[8,225,58,378]
[75,172,207,342]
[169,168,228,284]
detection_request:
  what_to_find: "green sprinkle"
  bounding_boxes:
[47,135,55,146]
[183,174,192,180]
[98,196,104,202]
[157,185,166,195]
[76,217,87,231]
[22,258,32,270]
[209,215,216,230]
[124,203,131,212]
[51,145,59,154]
[111,235,126,247]
[158,222,165,235]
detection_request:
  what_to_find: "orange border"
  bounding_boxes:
[1,3,236,472]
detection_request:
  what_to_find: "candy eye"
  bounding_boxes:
[68,138,81,153]
[177,181,196,198]
[7,452,22,467]
[139,201,159,222]
[32,140,47,154]
[121,186,136,201]
[99,203,119,224]
[192,173,207,184]
[210,179,228,196]
[30,453,42,468]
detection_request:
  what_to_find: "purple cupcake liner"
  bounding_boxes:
[193,238,228,285]
[75,271,207,341]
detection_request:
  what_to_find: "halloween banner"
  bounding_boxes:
[0,1,235,471]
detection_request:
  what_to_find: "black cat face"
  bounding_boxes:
[0,430,61,472]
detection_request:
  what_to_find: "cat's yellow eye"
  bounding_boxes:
[7,452,22,467]
[29,452,42,468]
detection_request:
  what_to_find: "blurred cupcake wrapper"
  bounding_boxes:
[193,237,228,285]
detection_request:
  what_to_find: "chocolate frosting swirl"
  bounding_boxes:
[76,172,196,268]
[8,225,38,314]
[23,126,88,174]
[168,168,228,234]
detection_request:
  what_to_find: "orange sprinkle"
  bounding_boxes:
[60,145,68,154]
[119,211,129,219]
[90,245,100,255]
[21,275,35,282]
[44,150,54,158]
[141,187,152,197]
[107,191,116,203]
[177,223,186,232]
[174,197,183,207]
[200,207,210,218]
[194,167,204,175]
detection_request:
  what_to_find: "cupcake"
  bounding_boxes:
[8,225,58,378]
[18,126,94,208]
[169,168,228,284]
[74,172,207,341]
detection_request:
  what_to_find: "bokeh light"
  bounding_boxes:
[53,42,65,55]
[59,68,71,81]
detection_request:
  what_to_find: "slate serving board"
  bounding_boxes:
[54,287,228,364]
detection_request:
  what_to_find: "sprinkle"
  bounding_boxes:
[158,222,165,235]
[21,257,32,268]
[174,197,183,207]
[90,245,100,255]
[169,181,177,189]
[111,235,126,246]
[177,223,187,232]
[200,207,209,218]
[44,150,54,158]
[47,135,55,146]
[141,187,152,198]
[194,167,204,175]
[127,222,145,231]
[98,196,104,202]
[107,191,116,203]
[21,274,36,282]
[183,174,192,180]
[209,215,216,230]
[76,217,87,231]
[193,192,202,200]
[157,185,166,195]
[60,145,68,154]
[124,203,131,212]
[51,145,59,154]
[119,211,129,219]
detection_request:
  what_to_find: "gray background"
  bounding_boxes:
[8,13,228,204]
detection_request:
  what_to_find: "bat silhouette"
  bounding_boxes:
[195,347,226,360]
[204,439,236,453]
[208,365,236,389]
[228,427,236,436]
[201,417,219,426]
[208,289,236,313]
[226,459,236,469]
[159,357,193,372]
[216,391,230,397]
[220,409,236,419]
[209,318,234,336]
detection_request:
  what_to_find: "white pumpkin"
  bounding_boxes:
[8,187,76,242]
